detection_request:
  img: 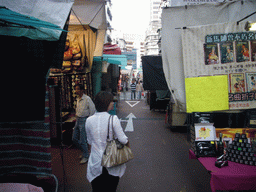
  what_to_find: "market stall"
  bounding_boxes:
[44,0,109,144]
[160,1,256,190]
[161,0,256,128]
[0,1,73,190]
[46,25,97,143]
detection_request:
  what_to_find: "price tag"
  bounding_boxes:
[211,141,214,144]
[239,139,243,143]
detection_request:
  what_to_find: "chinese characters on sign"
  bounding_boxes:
[205,32,256,43]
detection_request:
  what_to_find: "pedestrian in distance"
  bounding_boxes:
[130,80,136,100]
[136,80,144,100]
[85,91,130,192]
[72,84,96,164]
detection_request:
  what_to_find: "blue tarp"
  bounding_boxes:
[0,5,71,41]
[0,7,65,31]
[94,54,128,69]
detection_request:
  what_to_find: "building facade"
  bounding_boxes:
[145,0,162,55]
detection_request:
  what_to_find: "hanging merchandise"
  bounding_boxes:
[47,73,92,111]
[63,46,73,61]
[62,33,87,73]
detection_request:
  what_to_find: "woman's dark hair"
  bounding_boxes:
[94,91,113,112]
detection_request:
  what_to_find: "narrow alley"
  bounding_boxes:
[2,1,256,192]
[51,92,213,192]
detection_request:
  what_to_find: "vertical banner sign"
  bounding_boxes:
[182,22,256,111]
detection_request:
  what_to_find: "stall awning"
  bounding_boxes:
[0,1,73,41]
[0,7,66,31]
[94,54,128,69]
[70,0,107,30]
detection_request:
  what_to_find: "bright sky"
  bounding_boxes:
[111,0,150,35]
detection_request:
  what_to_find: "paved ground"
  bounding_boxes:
[51,91,215,192]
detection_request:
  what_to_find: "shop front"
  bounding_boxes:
[44,0,110,145]
[46,24,106,144]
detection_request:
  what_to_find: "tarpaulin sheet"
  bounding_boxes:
[103,43,121,55]
[161,0,256,112]
[0,0,73,41]
[70,0,107,30]
[142,55,169,90]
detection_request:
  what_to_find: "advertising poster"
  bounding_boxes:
[251,41,256,62]
[204,43,219,65]
[246,73,256,92]
[229,73,245,93]
[236,41,250,63]
[220,42,234,64]
[182,22,256,110]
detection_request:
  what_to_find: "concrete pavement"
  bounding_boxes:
[116,99,212,192]
[51,91,216,192]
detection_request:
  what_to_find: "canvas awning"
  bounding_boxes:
[94,54,128,69]
[70,0,107,30]
[0,7,66,31]
[0,0,73,41]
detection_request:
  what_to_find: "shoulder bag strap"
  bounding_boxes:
[107,115,112,140]
[111,115,114,139]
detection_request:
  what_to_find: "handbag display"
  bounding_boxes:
[101,115,134,168]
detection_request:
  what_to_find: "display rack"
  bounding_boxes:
[47,71,93,145]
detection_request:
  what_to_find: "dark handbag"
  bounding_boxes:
[101,115,134,168]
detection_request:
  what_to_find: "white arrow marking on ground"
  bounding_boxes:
[124,113,136,132]
[125,101,140,107]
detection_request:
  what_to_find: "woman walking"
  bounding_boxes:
[136,80,144,100]
[85,91,130,192]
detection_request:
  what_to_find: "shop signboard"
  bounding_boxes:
[182,22,256,110]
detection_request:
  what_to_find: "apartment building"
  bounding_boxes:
[145,0,162,55]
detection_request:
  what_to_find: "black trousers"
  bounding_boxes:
[91,167,120,192]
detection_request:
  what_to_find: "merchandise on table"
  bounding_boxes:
[226,133,256,166]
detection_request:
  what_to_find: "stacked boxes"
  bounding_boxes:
[226,133,256,166]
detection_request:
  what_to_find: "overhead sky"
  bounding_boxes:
[111,0,150,35]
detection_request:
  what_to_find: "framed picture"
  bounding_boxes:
[251,40,256,62]
[204,43,219,65]
[236,41,250,63]
[229,73,245,93]
[195,123,216,141]
[246,72,256,92]
[220,42,234,64]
